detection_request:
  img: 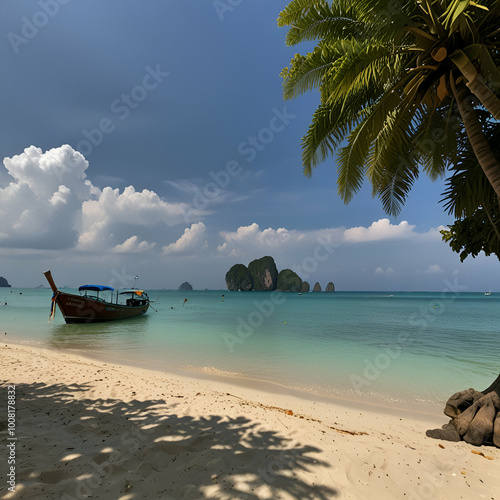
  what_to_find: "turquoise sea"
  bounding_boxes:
[1,288,499,412]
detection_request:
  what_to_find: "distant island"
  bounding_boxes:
[0,276,11,287]
[225,256,335,292]
[178,282,193,291]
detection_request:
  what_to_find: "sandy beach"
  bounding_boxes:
[1,342,499,499]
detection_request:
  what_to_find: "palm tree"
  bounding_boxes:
[279,0,500,448]
[278,0,500,215]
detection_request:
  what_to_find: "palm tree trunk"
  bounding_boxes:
[451,80,500,199]
[466,75,500,121]
[483,373,500,396]
[449,51,500,120]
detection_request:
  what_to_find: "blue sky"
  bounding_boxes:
[0,0,498,291]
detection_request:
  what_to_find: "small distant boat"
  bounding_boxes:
[485,291,492,296]
[43,270,150,323]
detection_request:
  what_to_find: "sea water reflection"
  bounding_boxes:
[49,315,150,352]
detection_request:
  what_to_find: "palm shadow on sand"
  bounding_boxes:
[2,381,339,499]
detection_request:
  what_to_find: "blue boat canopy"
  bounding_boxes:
[79,285,115,292]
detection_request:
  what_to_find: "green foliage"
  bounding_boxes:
[441,204,500,261]
[278,0,500,215]
[441,119,500,218]
[276,269,303,292]
[248,256,278,291]
[225,264,253,291]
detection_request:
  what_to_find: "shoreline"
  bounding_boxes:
[2,341,500,499]
[6,339,443,422]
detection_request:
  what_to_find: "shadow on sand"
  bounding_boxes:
[2,381,339,499]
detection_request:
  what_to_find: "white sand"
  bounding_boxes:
[1,342,499,499]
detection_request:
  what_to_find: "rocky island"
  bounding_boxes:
[178,282,193,291]
[225,264,254,291]
[276,269,302,292]
[0,276,11,287]
[248,256,278,291]
[225,257,335,293]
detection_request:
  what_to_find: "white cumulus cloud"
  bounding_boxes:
[0,145,205,253]
[78,185,193,250]
[162,222,207,255]
[374,266,395,276]
[0,145,95,249]
[344,219,415,243]
[423,264,445,274]
[113,235,156,253]
[218,223,298,251]
[217,219,429,256]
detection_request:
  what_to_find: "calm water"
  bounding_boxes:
[1,288,499,411]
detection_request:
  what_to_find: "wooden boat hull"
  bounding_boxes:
[54,291,149,324]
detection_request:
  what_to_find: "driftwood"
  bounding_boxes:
[426,373,500,447]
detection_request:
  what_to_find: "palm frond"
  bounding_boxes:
[277,0,327,28]
[377,164,419,216]
[281,42,341,100]
[336,90,404,204]
[301,102,355,176]
[279,0,366,46]
[278,0,500,216]
[322,41,404,105]
[441,121,500,217]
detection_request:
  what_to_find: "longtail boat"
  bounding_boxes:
[43,270,150,323]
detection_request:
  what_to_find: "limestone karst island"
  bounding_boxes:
[225,256,335,292]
